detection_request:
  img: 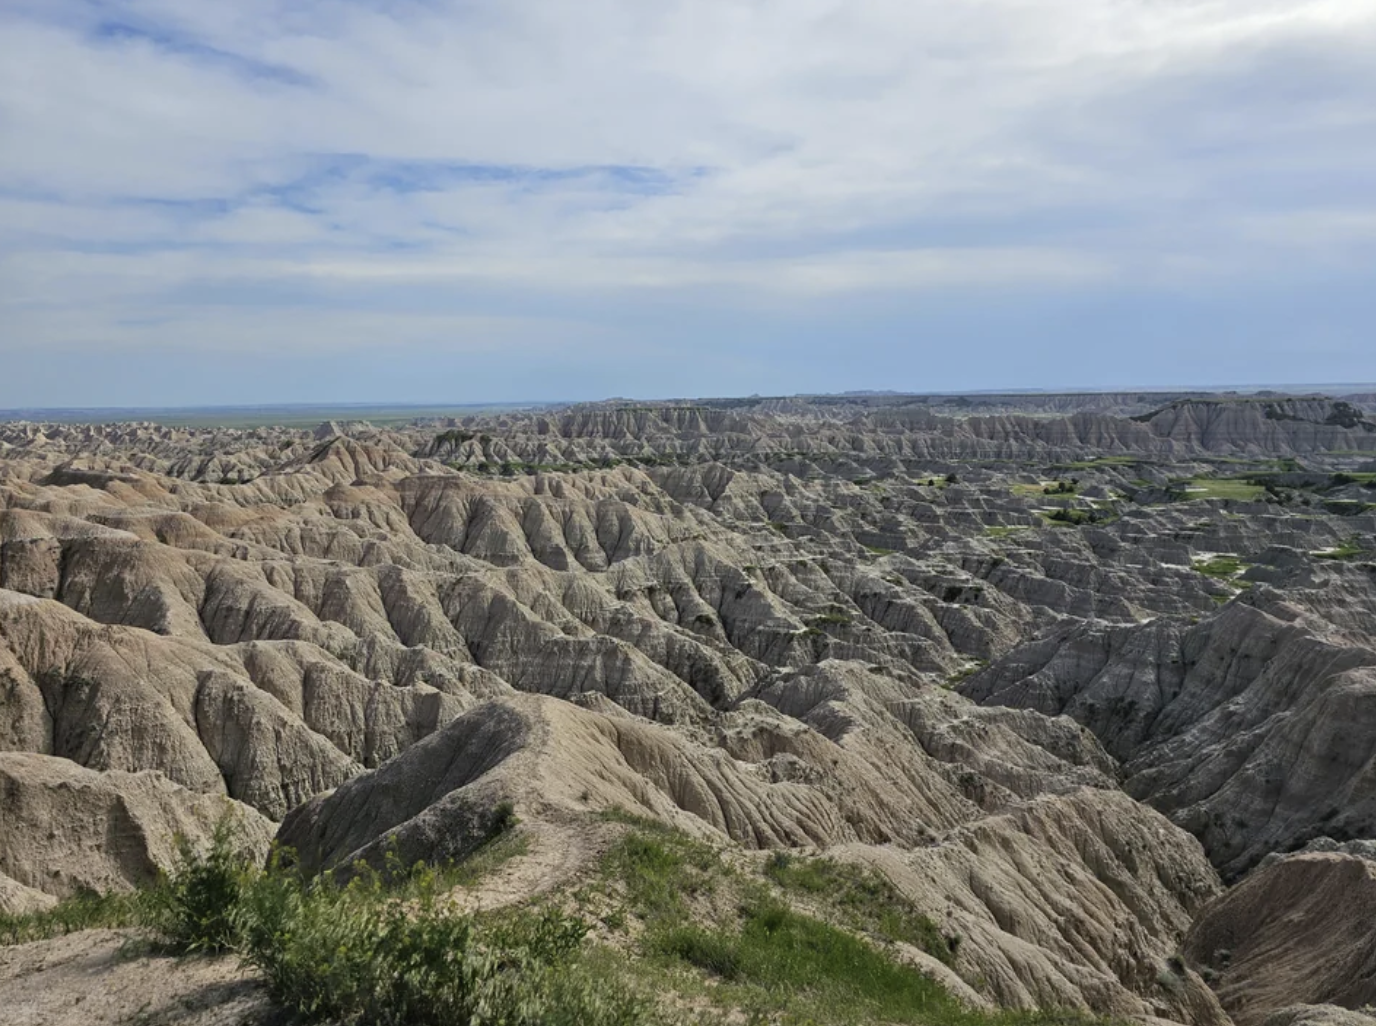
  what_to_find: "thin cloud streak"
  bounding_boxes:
[1,0,1375,404]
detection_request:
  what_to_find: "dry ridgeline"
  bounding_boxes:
[2,391,1376,1026]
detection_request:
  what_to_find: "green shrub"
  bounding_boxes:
[146,816,254,953]
[489,800,520,837]
[234,855,645,1026]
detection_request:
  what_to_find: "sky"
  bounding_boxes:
[2,0,1375,407]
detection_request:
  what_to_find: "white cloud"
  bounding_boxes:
[1,0,1375,389]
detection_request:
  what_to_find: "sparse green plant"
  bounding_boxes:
[0,888,145,946]
[1316,536,1367,561]
[764,853,953,964]
[489,800,520,837]
[807,612,854,628]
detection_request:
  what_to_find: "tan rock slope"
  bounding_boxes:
[1184,851,1376,1025]
[961,587,1376,877]
[280,679,1225,1023]
[2,392,1375,1020]
[0,752,273,907]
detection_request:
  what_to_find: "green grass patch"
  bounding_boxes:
[653,897,958,1025]
[1174,478,1267,501]
[764,852,954,964]
[587,818,1021,1026]
[985,525,1032,538]
[807,612,855,627]
[0,889,145,946]
[1315,537,1369,561]
[1053,456,1142,470]
[598,815,726,921]
[1192,555,1247,580]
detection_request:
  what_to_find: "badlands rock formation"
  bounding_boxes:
[0,753,274,912]
[1183,847,1376,1024]
[2,391,1375,1020]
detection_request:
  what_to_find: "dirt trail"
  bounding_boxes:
[0,930,279,1026]
[448,813,612,913]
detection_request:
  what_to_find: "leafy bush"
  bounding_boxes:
[489,799,520,837]
[145,815,254,953]
[5,810,649,1026]
[2,814,254,950]
[234,857,645,1026]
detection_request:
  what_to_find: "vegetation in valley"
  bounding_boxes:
[1315,537,1369,561]
[1039,507,1117,527]
[985,525,1032,538]
[762,851,956,963]
[1192,555,1248,580]
[3,809,1117,1026]
[1172,478,1267,502]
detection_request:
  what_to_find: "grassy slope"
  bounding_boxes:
[3,812,1111,1026]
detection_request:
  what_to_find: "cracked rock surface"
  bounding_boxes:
[3,391,1376,1020]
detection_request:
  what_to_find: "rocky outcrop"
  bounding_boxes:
[5,394,1376,1019]
[850,789,1226,1024]
[1144,398,1376,454]
[960,597,1376,876]
[0,752,274,900]
[1184,852,1376,1025]
[277,676,1224,1021]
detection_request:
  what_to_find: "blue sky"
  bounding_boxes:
[2,0,1375,407]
